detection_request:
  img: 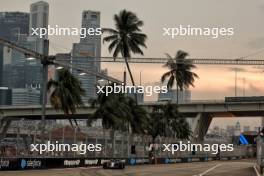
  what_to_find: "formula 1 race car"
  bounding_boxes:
[102,159,125,169]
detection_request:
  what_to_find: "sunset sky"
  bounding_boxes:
[1,0,264,129]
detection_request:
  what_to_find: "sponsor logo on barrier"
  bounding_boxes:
[27,160,41,168]
[84,159,98,165]
[0,159,9,169]
[101,159,110,164]
[21,159,26,169]
[136,159,149,164]
[129,158,149,165]
[21,159,41,169]
[165,158,181,164]
[64,159,80,166]
[130,158,136,165]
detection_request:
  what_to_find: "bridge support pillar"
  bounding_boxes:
[191,113,213,142]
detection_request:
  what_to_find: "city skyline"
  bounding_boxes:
[1,0,264,100]
[1,0,264,128]
[0,1,263,174]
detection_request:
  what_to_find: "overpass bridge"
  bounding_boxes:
[1,100,264,119]
[1,100,264,141]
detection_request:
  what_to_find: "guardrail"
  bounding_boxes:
[0,146,255,171]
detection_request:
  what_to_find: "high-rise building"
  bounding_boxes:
[254,127,260,132]
[0,1,49,105]
[2,34,42,88]
[0,12,29,87]
[71,10,101,103]
[0,87,12,105]
[72,43,97,102]
[29,1,49,54]
[0,12,29,41]
[11,88,40,105]
[80,10,101,72]
[243,126,250,132]
[29,1,49,39]
[234,121,241,136]
[158,89,191,103]
[226,125,235,136]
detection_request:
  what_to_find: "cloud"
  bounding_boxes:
[248,83,262,92]
[226,67,263,74]
[247,38,264,50]
[227,67,247,72]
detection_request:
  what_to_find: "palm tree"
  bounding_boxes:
[89,83,149,157]
[89,85,132,157]
[163,103,192,139]
[126,97,149,156]
[161,50,198,104]
[127,97,149,134]
[47,68,85,127]
[148,103,191,141]
[102,9,147,102]
[147,103,191,163]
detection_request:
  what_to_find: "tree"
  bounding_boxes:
[147,103,191,163]
[89,84,132,131]
[161,50,198,104]
[89,84,132,157]
[148,103,191,142]
[102,9,147,102]
[47,68,85,127]
[163,103,192,139]
[89,83,149,157]
[127,98,149,134]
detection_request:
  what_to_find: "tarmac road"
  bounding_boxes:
[1,160,257,176]
[83,160,257,176]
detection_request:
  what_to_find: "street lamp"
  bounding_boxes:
[26,57,36,61]
[56,66,63,70]
[79,72,86,76]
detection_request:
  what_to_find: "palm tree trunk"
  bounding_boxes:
[176,83,179,104]
[111,130,116,157]
[124,58,138,104]
[103,129,107,157]
[121,131,124,157]
[127,131,130,157]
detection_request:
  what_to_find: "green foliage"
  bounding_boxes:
[103,9,147,97]
[161,50,199,90]
[89,84,149,133]
[148,103,192,141]
[102,9,147,58]
[47,68,85,115]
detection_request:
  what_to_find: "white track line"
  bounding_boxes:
[253,165,261,176]
[193,164,222,176]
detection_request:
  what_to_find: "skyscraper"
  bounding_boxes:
[71,10,101,103]
[29,1,49,54]
[0,12,29,87]
[0,1,49,105]
[29,1,49,40]
[11,88,40,105]
[80,10,101,72]
[158,89,191,103]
